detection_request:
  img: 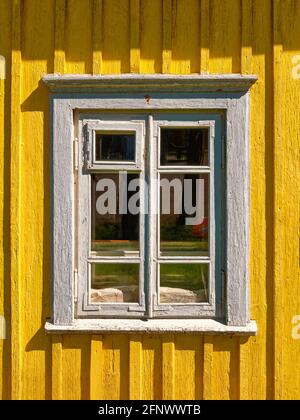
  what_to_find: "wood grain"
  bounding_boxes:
[0,0,299,400]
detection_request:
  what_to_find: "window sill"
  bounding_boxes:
[45,319,257,335]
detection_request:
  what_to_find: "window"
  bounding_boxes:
[79,114,219,319]
[44,75,257,334]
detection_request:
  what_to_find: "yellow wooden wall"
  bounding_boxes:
[0,0,299,400]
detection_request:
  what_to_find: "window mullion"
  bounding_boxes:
[145,115,156,318]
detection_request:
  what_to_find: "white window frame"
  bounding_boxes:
[43,74,258,335]
[85,120,144,170]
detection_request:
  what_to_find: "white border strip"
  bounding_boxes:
[45,319,257,335]
[43,74,258,92]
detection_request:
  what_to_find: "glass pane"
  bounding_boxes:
[160,174,209,256]
[95,133,135,161]
[160,128,208,166]
[160,263,209,303]
[91,263,139,303]
[91,173,140,256]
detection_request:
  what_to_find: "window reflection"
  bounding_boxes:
[160,128,208,166]
[91,173,139,256]
[160,174,209,256]
[160,263,209,303]
[95,133,135,161]
[91,263,139,303]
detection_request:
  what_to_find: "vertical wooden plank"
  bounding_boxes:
[239,0,253,400]
[273,0,300,400]
[65,0,93,74]
[10,0,22,400]
[171,0,200,74]
[92,0,103,74]
[238,337,250,399]
[62,335,90,400]
[142,335,162,399]
[209,0,242,73]
[203,337,213,400]
[280,0,300,399]
[200,0,210,74]
[129,335,142,399]
[162,0,172,73]
[52,336,63,400]
[162,335,175,399]
[21,0,54,400]
[272,1,284,400]
[102,0,130,74]
[101,335,129,399]
[174,336,203,400]
[62,336,82,400]
[140,0,162,73]
[239,0,273,400]
[0,0,11,401]
[90,335,103,400]
[209,336,239,400]
[54,0,66,73]
[261,0,274,400]
[0,31,4,402]
[102,335,118,399]
[130,0,141,73]
[241,0,253,75]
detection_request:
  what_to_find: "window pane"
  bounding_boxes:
[160,128,208,166]
[91,173,140,256]
[160,263,209,303]
[95,133,135,161]
[160,174,209,256]
[91,263,139,303]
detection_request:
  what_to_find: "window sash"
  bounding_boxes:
[150,115,222,318]
[84,120,144,171]
[76,117,147,317]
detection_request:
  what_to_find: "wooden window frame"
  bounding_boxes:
[85,120,144,170]
[43,74,258,334]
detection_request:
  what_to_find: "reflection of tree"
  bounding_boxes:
[92,173,139,242]
[160,173,208,244]
[121,174,139,240]
[161,129,207,165]
[96,134,135,161]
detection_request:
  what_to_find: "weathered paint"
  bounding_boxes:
[0,0,299,400]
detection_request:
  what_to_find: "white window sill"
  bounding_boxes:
[45,319,257,335]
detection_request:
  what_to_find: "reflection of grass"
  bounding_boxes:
[91,240,139,255]
[160,264,208,291]
[92,240,207,249]
[161,241,208,248]
[160,240,208,256]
